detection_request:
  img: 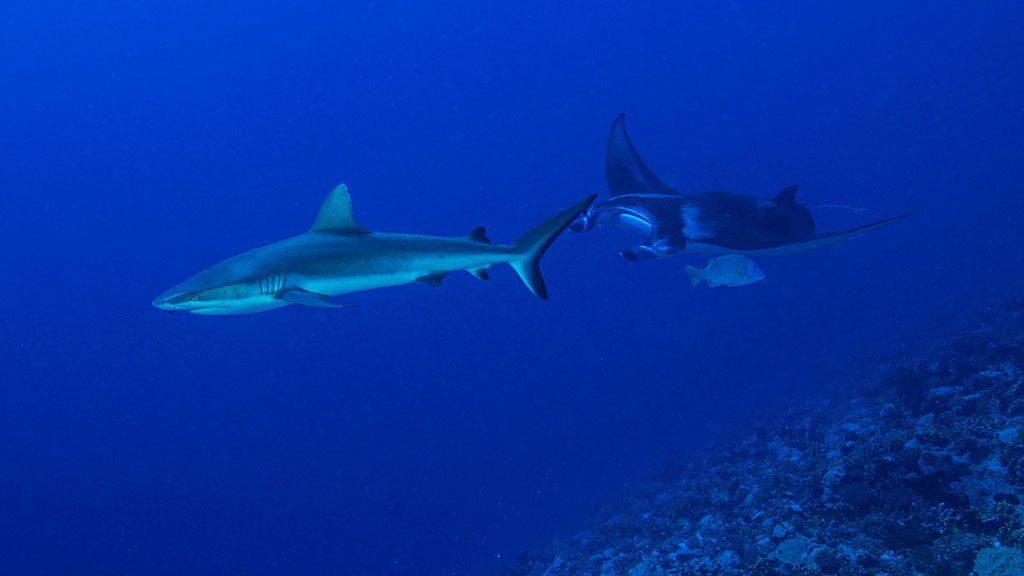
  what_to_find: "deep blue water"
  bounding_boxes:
[1,1,1022,574]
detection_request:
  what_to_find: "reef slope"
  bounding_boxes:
[510,298,1024,576]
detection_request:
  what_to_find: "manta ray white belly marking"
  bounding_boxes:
[613,213,653,235]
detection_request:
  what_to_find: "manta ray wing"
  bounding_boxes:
[606,114,681,197]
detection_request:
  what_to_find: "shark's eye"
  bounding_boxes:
[188,292,200,302]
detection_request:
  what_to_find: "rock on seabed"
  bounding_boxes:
[509,298,1024,576]
[973,546,1024,576]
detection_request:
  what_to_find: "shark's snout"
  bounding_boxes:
[152,283,200,312]
[152,291,181,311]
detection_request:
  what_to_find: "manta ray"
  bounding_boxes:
[571,114,920,260]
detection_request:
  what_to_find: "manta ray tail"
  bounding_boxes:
[512,195,597,300]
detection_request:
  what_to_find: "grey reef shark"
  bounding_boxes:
[571,114,921,260]
[154,184,595,315]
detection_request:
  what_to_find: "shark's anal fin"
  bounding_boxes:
[416,272,448,287]
[311,184,371,235]
[467,226,492,243]
[278,288,352,309]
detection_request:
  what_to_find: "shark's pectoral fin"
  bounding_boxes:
[278,288,352,309]
[416,272,448,287]
[470,268,490,280]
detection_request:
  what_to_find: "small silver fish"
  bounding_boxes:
[686,255,765,288]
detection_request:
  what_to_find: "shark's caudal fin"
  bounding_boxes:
[511,195,597,300]
[606,114,680,197]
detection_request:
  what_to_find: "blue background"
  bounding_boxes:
[1,1,1022,574]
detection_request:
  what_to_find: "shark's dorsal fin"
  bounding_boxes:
[311,184,370,234]
[606,114,680,197]
[775,185,799,207]
[467,226,491,243]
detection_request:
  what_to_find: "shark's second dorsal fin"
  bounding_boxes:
[467,226,492,243]
[775,185,799,207]
[311,184,370,234]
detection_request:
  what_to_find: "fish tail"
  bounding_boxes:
[511,195,597,300]
[686,265,703,287]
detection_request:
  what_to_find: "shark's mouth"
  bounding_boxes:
[153,299,230,313]
[188,306,232,315]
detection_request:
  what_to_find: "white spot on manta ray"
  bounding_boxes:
[682,206,712,241]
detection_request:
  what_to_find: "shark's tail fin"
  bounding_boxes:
[511,195,597,300]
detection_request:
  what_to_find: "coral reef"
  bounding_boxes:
[509,299,1024,576]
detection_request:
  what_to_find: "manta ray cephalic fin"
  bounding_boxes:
[622,245,660,260]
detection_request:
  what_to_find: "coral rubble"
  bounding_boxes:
[509,301,1024,576]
